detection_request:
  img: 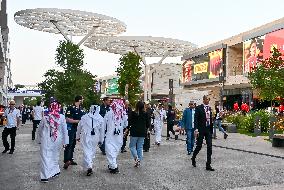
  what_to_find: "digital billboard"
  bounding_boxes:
[263,29,284,59]
[106,78,119,95]
[182,60,192,83]
[243,28,284,74]
[182,49,223,83]
[243,37,264,73]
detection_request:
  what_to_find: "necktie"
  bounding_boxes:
[205,106,210,126]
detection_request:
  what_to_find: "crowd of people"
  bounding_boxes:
[1,95,229,183]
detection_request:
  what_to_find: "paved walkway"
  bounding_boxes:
[0,123,283,190]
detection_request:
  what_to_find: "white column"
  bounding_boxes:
[144,64,148,102]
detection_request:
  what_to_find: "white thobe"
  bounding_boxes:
[154,109,167,143]
[76,114,104,170]
[37,115,69,180]
[103,110,127,169]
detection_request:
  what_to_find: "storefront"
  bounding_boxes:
[180,17,284,110]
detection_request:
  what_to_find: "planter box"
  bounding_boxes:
[227,124,237,133]
[272,134,284,147]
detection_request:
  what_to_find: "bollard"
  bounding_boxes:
[254,116,261,136]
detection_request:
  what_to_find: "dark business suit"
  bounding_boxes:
[99,104,110,154]
[192,104,213,166]
[121,107,131,152]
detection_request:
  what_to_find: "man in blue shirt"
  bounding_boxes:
[2,100,21,154]
[63,95,85,169]
[182,101,195,155]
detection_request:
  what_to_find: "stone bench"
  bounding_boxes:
[221,122,238,133]
[272,134,284,147]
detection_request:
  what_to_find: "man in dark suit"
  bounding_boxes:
[99,96,111,155]
[143,101,152,152]
[121,100,131,153]
[191,95,215,171]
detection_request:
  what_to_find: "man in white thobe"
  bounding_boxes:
[153,104,167,145]
[76,105,105,176]
[104,99,127,174]
[37,102,69,183]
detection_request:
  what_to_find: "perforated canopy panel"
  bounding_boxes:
[14,8,127,36]
[84,36,197,57]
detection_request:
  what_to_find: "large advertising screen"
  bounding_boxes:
[243,28,284,74]
[182,49,223,83]
[243,37,264,73]
[263,29,284,59]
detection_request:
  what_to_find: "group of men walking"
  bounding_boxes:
[1,94,229,184]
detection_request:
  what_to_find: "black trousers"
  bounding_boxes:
[99,139,105,153]
[143,132,150,151]
[64,127,77,163]
[192,130,212,166]
[167,122,175,137]
[2,127,17,151]
[121,128,128,151]
[22,114,27,124]
[32,120,41,140]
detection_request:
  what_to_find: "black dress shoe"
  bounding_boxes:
[114,167,119,174]
[187,151,192,155]
[63,161,71,169]
[224,133,228,139]
[2,149,9,153]
[86,168,93,176]
[109,168,119,174]
[8,150,14,154]
[120,149,127,153]
[70,161,78,165]
[206,166,215,171]
[40,179,48,183]
[191,158,196,167]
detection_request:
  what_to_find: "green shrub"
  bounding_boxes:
[224,110,271,133]
[240,110,271,133]
[224,112,244,128]
[240,114,254,133]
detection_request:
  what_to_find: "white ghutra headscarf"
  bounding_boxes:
[88,105,104,123]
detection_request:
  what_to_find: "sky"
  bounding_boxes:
[8,0,284,85]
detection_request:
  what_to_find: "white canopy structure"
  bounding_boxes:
[84,36,197,101]
[14,8,127,45]
[84,36,196,57]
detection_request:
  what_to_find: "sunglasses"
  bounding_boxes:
[10,104,15,105]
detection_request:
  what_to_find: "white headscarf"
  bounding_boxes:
[88,105,104,122]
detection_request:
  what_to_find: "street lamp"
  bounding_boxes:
[219,68,224,108]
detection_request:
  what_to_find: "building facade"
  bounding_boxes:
[147,63,182,103]
[179,17,284,110]
[0,0,12,105]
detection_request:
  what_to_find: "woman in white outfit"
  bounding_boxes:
[153,104,167,145]
[76,105,105,176]
[38,101,69,183]
[104,99,127,174]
